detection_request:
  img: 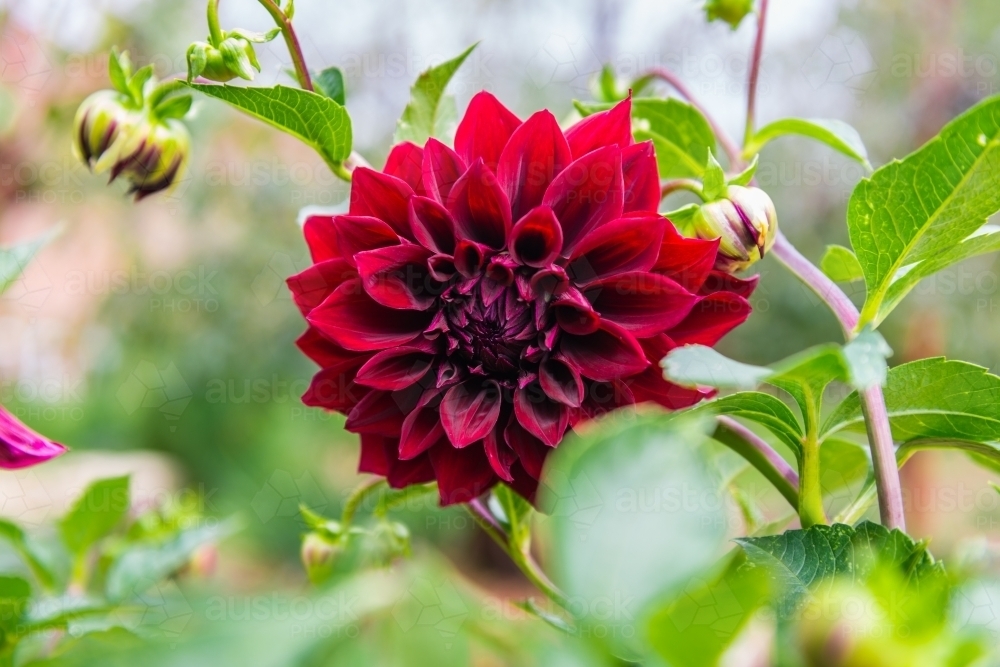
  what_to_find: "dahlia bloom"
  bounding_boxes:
[0,406,67,469]
[289,93,756,505]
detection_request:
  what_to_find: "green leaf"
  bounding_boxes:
[152,94,192,121]
[850,96,1000,327]
[593,64,622,103]
[315,66,346,105]
[540,413,725,651]
[824,358,1000,449]
[664,204,700,236]
[735,521,942,608]
[702,149,727,200]
[490,485,531,555]
[127,64,154,105]
[0,520,55,590]
[60,476,130,556]
[188,83,352,171]
[108,50,131,98]
[576,98,716,178]
[820,244,864,282]
[728,154,758,186]
[704,0,754,29]
[105,519,239,602]
[394,44,476,145]
[647,554,770,667]
[696,391,803,456]
[0,226,61,296]
[819,438,870,496]
[0,576,30,632]
[660,345,774,390]
[745,118,870,168]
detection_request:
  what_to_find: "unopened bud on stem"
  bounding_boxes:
[693,185,778,273]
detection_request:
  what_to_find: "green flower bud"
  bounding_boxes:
[693,185,777,273]
[72,90,139,169]
[301,531,342,585]
[108,115,191,200]
[186,29,275,83]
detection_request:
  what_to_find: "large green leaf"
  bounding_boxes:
[0,227,60,296]
[849,95,1000,327]
[735,521,943,607]
[823,358,1000,447]
[576,98,716,178]
[188,83,352,170]
[539,413,725,653]
[744,118,870,167]
[60,476,130,556]
[820,244,864,283]
[394,44,476,145]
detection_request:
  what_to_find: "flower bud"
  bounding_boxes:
[301,531,341,585]
[187,29,274,83]
[108,116,191,200]
[693,185,777,273]
[72,90,138,169]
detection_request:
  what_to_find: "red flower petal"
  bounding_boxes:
[507,463,540,503]
[440,380,502,448]
[497,110,572,220]
[409,196,457,255]
[355,347,433,390]
[302,368,367,412]
[346,389,410,436]
[569,215,666,283]
[307,280,430,351]
[565,97,633,158]
[484,420,517,482]
[384,141,426,195]
[349,167,414,239]
[0,406,67,469]
[504,417,549,479]
[629,335,712,409]
[387,452,436,488]
[652,225,719,293]
[422,138,466,204]
[296,327,367,370]
[543,146,624,255]
[621,141,660,214]
[303,214,340,262]
[667,291,752,346]
[553,287,600,335]
[585,271,697,336]
[559,320,649,381]
[454,91,521,172]
[539,356,584,407]
[508,206,563,268]
[399,390,445,460]
[448,159,512,250]
[356,244,436,310]
[514,383,569,447]
[699,271,760,298]
[454,240,487,277]
[430,443,497,505]
[334,215,400,268]
[359,434,393,476]
[287,259,357,316]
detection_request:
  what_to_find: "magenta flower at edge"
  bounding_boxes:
[288,93,758,505]
[0,405,67,469]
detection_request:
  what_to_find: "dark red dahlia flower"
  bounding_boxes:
[289,93,756,505]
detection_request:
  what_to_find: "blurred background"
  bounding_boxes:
[1,0,1000,663]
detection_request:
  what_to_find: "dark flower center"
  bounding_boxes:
[445,276,537,378]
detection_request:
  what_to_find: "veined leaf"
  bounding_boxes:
[315,66,346,105]
[694,391,803,456]
[60,476,130,556]
[820,244,864,283]
[188,83,352,170]
[394,44,476,145]
[576,98,716,178]
[823,358,1000,450]
[849,95,1000,327]
[745,118,870,168]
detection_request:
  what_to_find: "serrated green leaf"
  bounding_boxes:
[0,226,60,297]
[188,83,352,171]
[850,96,1000,327]
[0,519,55,590]
[315,66,346,105]
[820,244,864,282]
[60,476,130,556]
[703,149,727,200]
[394,44,476,145]
[745,117,870,167]
[735,521,943,608]
[576,97,716,178]
[823,358,1000,451]
[696,391,804,456]
[729,154,758,186]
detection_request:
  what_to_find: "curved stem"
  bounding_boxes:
[207,0,224,46]
[744,0,769,146]
[645,67,743,168]
[341,478,385,525]
[661,178,706,200]
[465,501,570,611]
[713,416,799,511]
[255,0,313,91]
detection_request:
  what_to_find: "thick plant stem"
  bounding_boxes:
[465,500,571,611]
[797,435,826,527]
[255,0,313,91]
[661,178,706,200]
[713,416,799,511]
[770,233,906,531]
[744,0,769,146]
[207,0,224,46]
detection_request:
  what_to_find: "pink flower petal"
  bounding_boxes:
[454,91,521,172]
[422,138,466,204]
[0,407,67,469]
[349,167,414,239]
[565,97,633,158]
[384,141,426,195]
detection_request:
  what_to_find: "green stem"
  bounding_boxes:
[255,0,313,91]
[341,478,385,526]
[207,0,224,46]
[661,178,706,200]
[798,436,826,527]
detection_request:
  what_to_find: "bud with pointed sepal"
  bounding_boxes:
[693,185,777,273]
[187,28,278,83]
[72,90,139,171]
